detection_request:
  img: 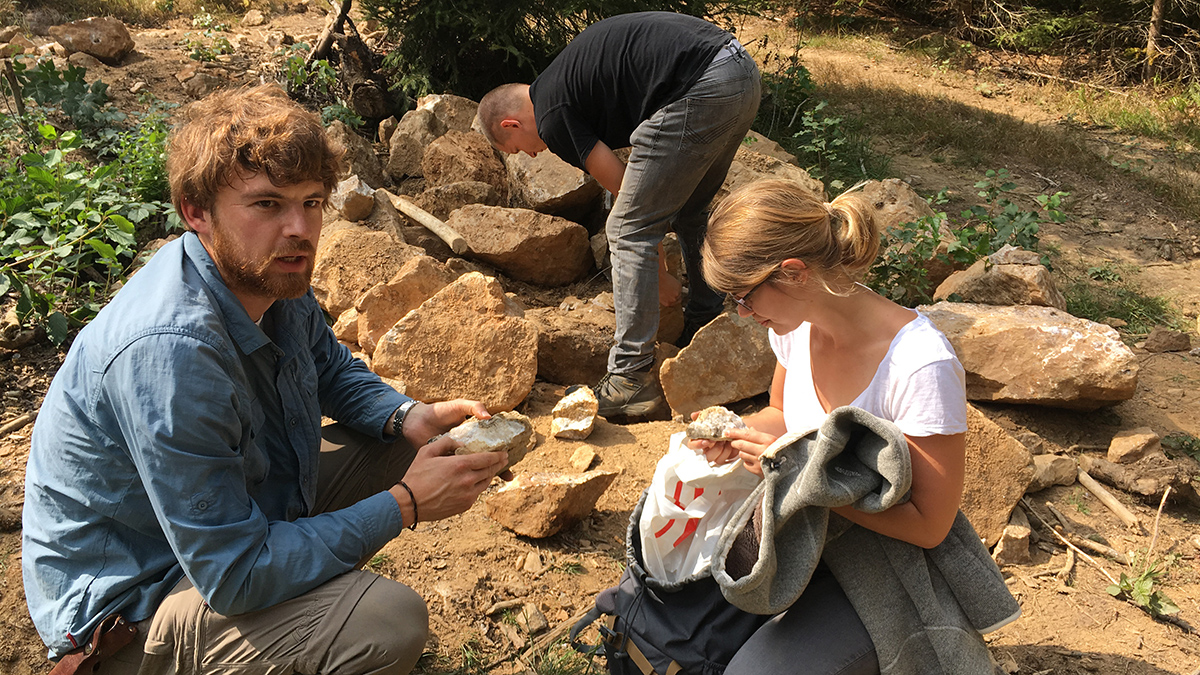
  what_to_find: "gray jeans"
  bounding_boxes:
[607,45,761,373]
[93,425,428,675]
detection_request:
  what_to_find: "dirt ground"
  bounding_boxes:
[2,5,1200,674]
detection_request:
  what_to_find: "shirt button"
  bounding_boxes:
[290,418,298,427]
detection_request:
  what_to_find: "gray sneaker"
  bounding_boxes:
[596,369,664,419]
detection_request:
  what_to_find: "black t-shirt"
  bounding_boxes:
[529,12,731,170]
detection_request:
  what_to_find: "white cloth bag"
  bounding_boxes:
[639,432,762,584]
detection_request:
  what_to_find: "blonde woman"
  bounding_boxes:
[691,179,1016,674]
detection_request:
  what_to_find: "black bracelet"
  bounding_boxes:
[398,480,418,531]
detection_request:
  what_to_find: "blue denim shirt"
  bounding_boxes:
[22,232,409,657]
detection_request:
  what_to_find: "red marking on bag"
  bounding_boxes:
[673,518,700,547]
[655,519,676,539]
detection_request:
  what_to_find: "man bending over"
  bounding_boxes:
[478,11,761,419]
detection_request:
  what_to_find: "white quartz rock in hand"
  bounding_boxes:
[447,411,536,470]
[685,406,747,441]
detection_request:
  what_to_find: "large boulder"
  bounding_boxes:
[504,151,603,218]
[962,405,1034,547]
[447,205,592,286]
[484,469,619,538]
[387,108,445,179]
[372,272,538,412]
[417,93,479,133]
[716,146,826,204]
[355,255,460,354]
[524,302,612,387]
[49,18,134,65]
[423,130,509,203]
[326,120,386,189]
[920,302,1139,410]
[312,225,422,316]
[659,312,776,418]
[934,246,1066,310]
[414,180,503,221]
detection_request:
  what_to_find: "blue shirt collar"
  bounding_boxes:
[182,231,273,356]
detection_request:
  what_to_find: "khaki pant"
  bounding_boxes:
[95,424,428,675]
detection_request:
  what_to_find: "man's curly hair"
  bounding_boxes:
[167,84,343,221]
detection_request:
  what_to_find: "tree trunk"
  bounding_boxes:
[1144,0,1167,81]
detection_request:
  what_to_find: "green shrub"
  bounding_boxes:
[0,60,177,345]
[360,0,764,99]
[752,50,887,191]
[864,173,1069,306]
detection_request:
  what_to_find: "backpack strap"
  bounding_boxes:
[568,607,683,675]
[604,615,683,675]
[568,606,604,655]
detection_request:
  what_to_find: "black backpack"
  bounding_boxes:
[570,491,771,675]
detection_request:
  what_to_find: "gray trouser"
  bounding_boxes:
[607,44,761,373]
[95,425,428,675]
[725,565,880,675]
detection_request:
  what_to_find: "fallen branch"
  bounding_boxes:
[992,65,1133,98]
[484,607,593,672]
[1068,534,1130,566]
[381,189,470,255]
[1045,501,1074,533]
[1020,498,1119,586]
[308,0,352,65]
[1077,469,1145,534]
[2,59,25,117]
[0,411,35,438]
[1055,546,1076,585]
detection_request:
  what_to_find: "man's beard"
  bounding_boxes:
[209,216,315,301]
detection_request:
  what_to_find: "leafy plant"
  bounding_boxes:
[180,30,234,62]
[864,172,1070,306]
[191,9,229,32]
[321,103,364,128]
[278,44,339,101]
[950,168,1067,267]
[1107,553,1181,619]
[17,60,125,131]
[1162,433,1200,462]
[0,60,177,345]
[865,212,949,306]
[366,552,392,572]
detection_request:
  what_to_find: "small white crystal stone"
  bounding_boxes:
[448,411,535,469]
[685,406,748,441]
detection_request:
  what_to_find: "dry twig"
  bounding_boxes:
[0,411,35,438]
[1020,498,1119,586]
[1077,469,1144,534]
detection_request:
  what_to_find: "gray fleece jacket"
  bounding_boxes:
[712,406,1021,675]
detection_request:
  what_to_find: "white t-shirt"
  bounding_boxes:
[769,312,968,438]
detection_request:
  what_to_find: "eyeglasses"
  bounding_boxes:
[731,275,770,311]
